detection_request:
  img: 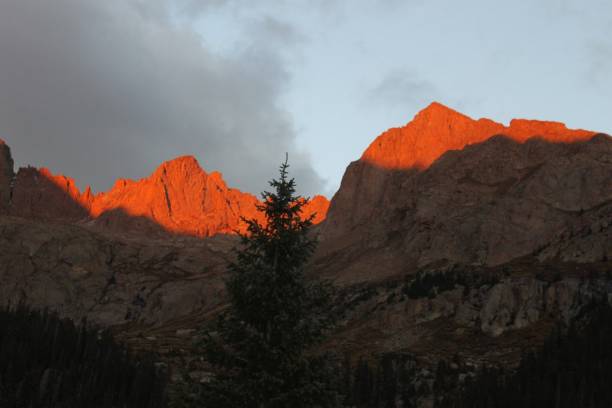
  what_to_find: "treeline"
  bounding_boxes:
[340,354,423,408]
[438,303,612,408]
[0,304,166,408]
[338,303,612,408]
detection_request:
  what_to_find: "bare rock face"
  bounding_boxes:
[359,102,594,171]
[6,154,329,237]
[330,261,612,365]
[11,167,93,221]
[0,216,232,327]
[90,156,263,236]
[0,139,14,212]
[318,103,611,284]
[307,194,331,224]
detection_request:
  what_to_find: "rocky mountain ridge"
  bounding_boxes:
[0,149,329,237]
[360,102,595,171]
[317,103,611,284]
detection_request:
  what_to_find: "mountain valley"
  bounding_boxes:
[1,103,610,407]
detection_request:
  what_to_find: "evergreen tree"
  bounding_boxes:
[437,302,612,408]
[192,158,338,408]
[0,304,165,408]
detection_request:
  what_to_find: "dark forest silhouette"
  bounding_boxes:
[0,304,166,407]
[436,302,612,408]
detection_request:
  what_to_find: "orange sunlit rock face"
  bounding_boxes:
[8,154,329,237]
[89,156,264,236]
[306,195,330,225]
[361,102,596,170]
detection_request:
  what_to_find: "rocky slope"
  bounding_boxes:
[0,214,231,328]
[307,103,612,406]
[0,146,329,237]
[317,103,611,284]
[327,257,612,407]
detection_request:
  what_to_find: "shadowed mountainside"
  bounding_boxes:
[316,103,611,284]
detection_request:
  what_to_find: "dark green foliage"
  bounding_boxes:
[402,268,499,300]
[339,303,612,407]
[188,158,337,408]
[352,359,374,406]
[438,303,612,408]
[342,354,417,408]
[403,271,458,299]
[0,304,165,408]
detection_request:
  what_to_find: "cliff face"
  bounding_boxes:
[0,215,231,328]
[11,167,92,221]
[0,139,14,212]
[4,153,329,237]
[89,156,263,236]
[359,102,594,171]
[318,103,611,284]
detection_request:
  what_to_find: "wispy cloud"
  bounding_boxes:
[367,70,438,109]
[585,41,612,88]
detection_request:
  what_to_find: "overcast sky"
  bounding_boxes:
[0,0,611,197]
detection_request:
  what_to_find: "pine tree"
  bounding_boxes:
[194,157,338,408]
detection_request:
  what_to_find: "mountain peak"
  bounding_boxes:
[1,141,330,237]
[417,101,470,120]
[163,155,199,166]
[155,155,203,176]
[360,103,596,170]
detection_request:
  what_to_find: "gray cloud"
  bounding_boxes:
[0,0,325,196]
[368,70,438,109]
[247,16,306,48]
[586,42,612,85]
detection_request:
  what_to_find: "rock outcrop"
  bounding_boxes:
[5,153,329,237]
[0,215,232,328]
[0,139,14,212]
[11,167,92,221]
[306,194,331,225]
[318,103,611,284]
[331,261,612,358]
[89,156,263,236]
[359,102,594,171]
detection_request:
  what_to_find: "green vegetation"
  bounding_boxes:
[343,354,420,408]
[178,158,338,407]
[402,268,499,299]
[437,302,612,408]
[0,304,165,408]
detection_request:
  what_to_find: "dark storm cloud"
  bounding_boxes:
[0,0,325,196]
